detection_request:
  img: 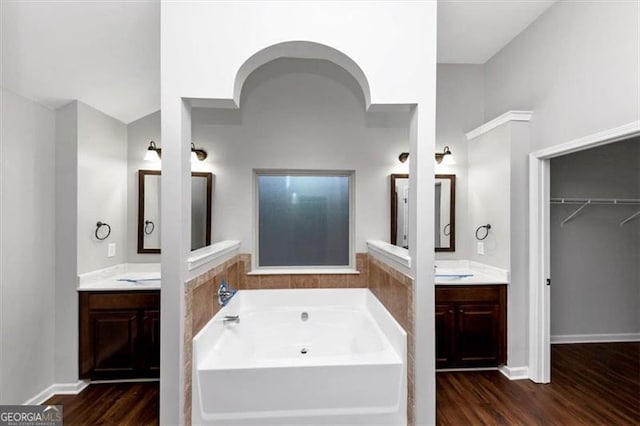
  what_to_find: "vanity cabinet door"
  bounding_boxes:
[142,309,161,373]
[435,303,455,368]
[455,303,500,367]
[88,310,140,378]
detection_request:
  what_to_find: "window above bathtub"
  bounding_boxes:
[254,170,355,272]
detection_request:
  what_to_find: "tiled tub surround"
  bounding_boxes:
[193,289,406,425]
[183,253,415,426]
[77,263,160,291]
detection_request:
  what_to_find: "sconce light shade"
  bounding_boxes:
[435,146,454,164]
[145,141,161,161]
[191,143,208,162]
[398,147,455,165]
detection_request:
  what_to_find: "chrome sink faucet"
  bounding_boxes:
[217,280,237,307]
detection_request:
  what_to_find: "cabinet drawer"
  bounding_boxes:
[84,291,159,310]
[435,285,504,303]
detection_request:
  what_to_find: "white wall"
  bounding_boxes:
[435,64,485,260]
[0,88,55,404]
[161,3,437,424]
[77,102,127,274]
[550,138,640,337]
[484,0,640,151]
[192,58,410,255]
[127,110,161,263]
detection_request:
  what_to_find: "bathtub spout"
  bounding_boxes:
[223,315,240,324]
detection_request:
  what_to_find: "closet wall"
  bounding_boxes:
[550,137,640,341]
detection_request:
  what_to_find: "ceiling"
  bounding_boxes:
[1,1,556,124]
[1,1,160,124]
[438,0,557,64]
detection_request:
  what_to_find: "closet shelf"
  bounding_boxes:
[550,198,640,226]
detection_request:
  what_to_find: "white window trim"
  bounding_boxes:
[252,169,356,272]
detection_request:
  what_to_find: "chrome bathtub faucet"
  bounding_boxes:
[217,280,237,307]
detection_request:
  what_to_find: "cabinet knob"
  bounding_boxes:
[448,309,454,313]
[459,309,464,313]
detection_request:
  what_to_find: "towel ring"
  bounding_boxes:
[95,221,111,240]
[443,223,451,236]
[475,224,491,240]
[144,220,155,235]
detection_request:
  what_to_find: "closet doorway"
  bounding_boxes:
[529,122,640,383]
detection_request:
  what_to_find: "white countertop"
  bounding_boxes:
[77,263,161,291]
[434,260,509,285]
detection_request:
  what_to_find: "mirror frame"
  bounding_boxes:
[435,174,456,252]
[137,169,213,254]
[390,173,409,247]
[390,173,456,252]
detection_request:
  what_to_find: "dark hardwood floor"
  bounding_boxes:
[44,382,158,425]
[437,343,640,425]
[43,343,638,425]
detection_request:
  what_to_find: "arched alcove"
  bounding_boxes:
[192,56,410,254]
[232,41,372,110]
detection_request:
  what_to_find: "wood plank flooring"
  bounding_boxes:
[44,382,158,425]
[437,343,640,425]
[43,343,638,425]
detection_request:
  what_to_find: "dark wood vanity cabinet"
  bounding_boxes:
[79,291,160,380]
[435,285,506,369]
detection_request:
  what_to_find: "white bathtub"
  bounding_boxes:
[192,289,407,425]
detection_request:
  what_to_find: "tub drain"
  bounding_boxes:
[300,348,308,355]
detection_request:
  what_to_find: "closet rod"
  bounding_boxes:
[551,197,640,205]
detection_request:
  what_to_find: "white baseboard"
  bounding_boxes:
[551,333,640,344]
[436,367,498,373]
[498,365,529,380]
[89,378,159,384]
[23,380,89,405]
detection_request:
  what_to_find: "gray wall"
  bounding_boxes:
[484,0,639,150]
[54,102,78,385]
[54,101,128,386]
[191,58,410,254]
[550,138,640,338]
[435,64,485,260]
[467,124,512,269]
[1,88,56,404]
[467,121,531,368]
[127,110,161,263]
[77,102,128,273]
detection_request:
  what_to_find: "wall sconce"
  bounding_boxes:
[145,141,161,161]
[397,147,454,164]
[435,146,454,165]
[191,143,208,162]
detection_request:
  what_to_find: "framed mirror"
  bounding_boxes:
[390,173,456,252]
[138,170,213,253]
[390,174,409,249]
[434,174,455,252]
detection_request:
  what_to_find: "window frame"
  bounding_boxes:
[252,169,356,273]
